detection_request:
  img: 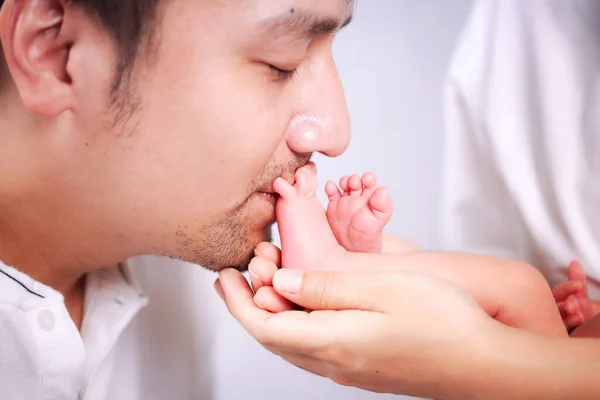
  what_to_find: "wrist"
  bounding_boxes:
[454,322,516,400]
[467,324,600,400]
[424,320,506,400]
[455,324,546,400]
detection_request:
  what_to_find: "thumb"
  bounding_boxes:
[272,269,389,311]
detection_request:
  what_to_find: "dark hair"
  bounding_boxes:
[0,0,162,95]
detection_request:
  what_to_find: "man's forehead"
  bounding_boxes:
[247,0,354,20]
[247,0,354,38]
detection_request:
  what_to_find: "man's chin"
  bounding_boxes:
[175,245,254,273]
[221,252,255,273]
[169,218,273,273]
[189,232,272,273]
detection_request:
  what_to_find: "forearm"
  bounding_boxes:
[456,326,600,400]
[381,232,420,253]
[346,250,565,336]
[349,251,540,313]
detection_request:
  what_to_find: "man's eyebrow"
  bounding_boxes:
[260,8,354,39]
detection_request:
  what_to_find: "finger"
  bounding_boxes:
[218,268,331,352]
[552,281,584,302]
[568,261,595,318]
[557,296,580,318]
[557,301,571,319]
[579,298,596,320]
[272,269,392,311]
[305,161,317,174]
[255,242,282,267]
[255,286,297,312]
[565,313,584,330]
[569,261,589,297]
[214,279,225,300]
[248,256,279,293]
[218,268,275,338]
[569,260,587,282]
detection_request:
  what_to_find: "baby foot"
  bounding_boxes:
[325,172,393,253]
[274,163,346,271]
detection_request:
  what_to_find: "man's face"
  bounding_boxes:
[77,0,352,271]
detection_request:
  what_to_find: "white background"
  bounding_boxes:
[211,1,474,400]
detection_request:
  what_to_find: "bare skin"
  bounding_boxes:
[0,0,354,328]
[260,165,566,338]
[553,261,600,336]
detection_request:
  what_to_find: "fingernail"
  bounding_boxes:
[214,280,225,300]
[254,295,266,310]
[254,248,263,257]
[274,269,303,294]
[248,262,264,279]
[248,263,257,276]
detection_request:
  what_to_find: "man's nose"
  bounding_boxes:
[286,57,351,158]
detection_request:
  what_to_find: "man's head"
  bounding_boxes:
[0,0,352,273]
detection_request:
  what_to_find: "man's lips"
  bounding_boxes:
[256,177,293,195]
[256,180,286,207]
[255,160,315,196]
[258,192,279,207]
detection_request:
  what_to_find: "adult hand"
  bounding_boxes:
[246,237,417,312]
[248,241,295,312]
[215,264,498,399]
[247,235,419,312]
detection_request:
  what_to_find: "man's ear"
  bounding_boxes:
[0,0,116,118]
[0,0,72,116]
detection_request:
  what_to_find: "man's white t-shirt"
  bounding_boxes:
[442,0,600,298]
